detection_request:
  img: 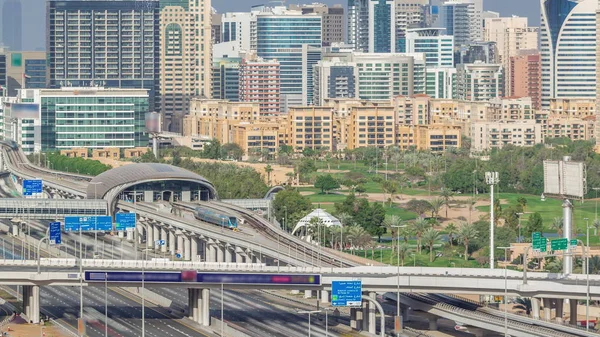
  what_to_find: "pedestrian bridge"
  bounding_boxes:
[3,261,600,300]
[0,199,108,219]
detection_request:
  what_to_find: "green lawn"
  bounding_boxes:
[346,247,481,268]
[306,193,348,203]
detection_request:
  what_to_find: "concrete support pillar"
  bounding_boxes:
[177,235,184,258]
[210,244,218,262]
[556,299,564,323]
[350,307,360,330]
[191,237,198,262]
[532,298,540,320]
[368,292,376,334]
[362,297,369,332]
[118,230,124,239]
[137,225,143,245]
[169,231,176,255]
[160,227,167,253]
[235,251,244,263]
[428,317,438,330]
[253,255,260,264]
[304,290,312,298]
[400,306,410,322]
[24,285,40,324]
[12,224,18,236]
[188,288,196,320]
[217,245,224,262]
[23,285,30,319]
[569,299,577,325]
[543,298,552,321]
[126,228,133,242]
[225,246,233,263]
[201,289,210,327]
[146,224,153,248]
[184,235,191,261]
[153,225,160,250]
[320,290,329,304]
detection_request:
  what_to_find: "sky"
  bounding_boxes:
[4,0,540,51]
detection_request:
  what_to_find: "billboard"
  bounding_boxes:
[85,271,321,285]
[11,103,39,119]
[145,112,161,133]
[543,161,561,195]
[563,161,586,198]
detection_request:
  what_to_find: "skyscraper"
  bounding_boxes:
[541,0,597,110]
[436,0,483,48]
[160,0,213,133]
[46,0,159,108]
[348,0,369,51]
[256,7,321,110]
[2,0,22,51]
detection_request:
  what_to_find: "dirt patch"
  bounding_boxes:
[186,158,294,185]
[2,323,68,337]
[317,169,350,174]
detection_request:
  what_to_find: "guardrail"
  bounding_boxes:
[0,258,269,270]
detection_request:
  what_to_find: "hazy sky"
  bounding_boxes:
[5,0,540,51]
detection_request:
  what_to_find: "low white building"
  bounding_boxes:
[292,208,341,242]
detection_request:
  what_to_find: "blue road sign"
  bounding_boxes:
[64,216,113,232]
[115,213,136,231]
[175,254,182,259]
[23,179,42,196]
[49,222,61,245]
[156,240,166,246]
[332,280,362,307]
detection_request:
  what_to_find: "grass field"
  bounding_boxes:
[346,247,481,268]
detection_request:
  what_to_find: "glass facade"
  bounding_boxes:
[256,15,322,97]
[41,94,149,150]
[24,59,47,89]
[372,0,392,53]
[212,58,241,101]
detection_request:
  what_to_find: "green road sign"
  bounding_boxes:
[570,239,578,247]
[532,232,544,251]
[551,238,569,251]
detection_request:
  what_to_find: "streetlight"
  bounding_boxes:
[584,218,591,331]
[498,246,515,337]
[593,188,600,223]
[89,181,103,258]
[516,213,523,243]
[297,309,321,337]
[392,224,408,335]
[485,172,499,269]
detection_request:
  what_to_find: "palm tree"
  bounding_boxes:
[467,197,478,223]
[381,180,399,207]
[336,212,353,250]
[593,219,600,238]
[265,164,273,185]
[349,226,372,256]
[384,215,403,264]
[422,228,440,262]
[446,223,457,247]
[399,226,412,243]
[429,198,444,219]
[411,217,430,253]
[398,242,410,266]
[440,188,455,218]
[551,217,564,236]
[514,297,532,316]
[457,222,478,261]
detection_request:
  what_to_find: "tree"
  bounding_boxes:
[314,174,340,194]
[588,255,600,274]
[550,216,564,236]
[272,187,312,231]
[336,212,353,249]
[457,223,478,261]
[264,165,274,185]
[406,199,433,217]
[593,219,600,238]
[348,226,372,255]
[517,197,528,212]
[524,212,544,238]
[297,159,317,183]
[398,242,410,266]
[381,180,399,207]
[446,223,457,247]
[279,145,293,155]
[440,188,455,218]
[429,198,445,219]
[384,215,403,263]
[411,217,430,253]
[422,228,440,262]
[307,217,324,243]
[514,298,532,316]
[201,139,221,159]
[220,143,244,161]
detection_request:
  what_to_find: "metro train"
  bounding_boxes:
[194,206,239,230]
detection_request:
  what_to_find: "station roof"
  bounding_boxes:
[86,163,217,199]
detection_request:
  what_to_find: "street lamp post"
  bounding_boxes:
[89,182,103,258]
[298,310,321,337]
[584,218,591,331]
[498,246,515,337]
[485,172,499,269]
[392,224,408,335]
[516,213,523,243]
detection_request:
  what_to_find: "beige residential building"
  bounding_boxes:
[286,107,334,152]
[546,116,595,141]
[346,106,396,150]
[392,95,431,125]
[487,97,536,121]
[160,0,212,133]
[549,98,596,119]
[396,124,462,152]
[471,120,543,152]
[430,99,490,122]
[230,123,280,159]
[509,51,541,109]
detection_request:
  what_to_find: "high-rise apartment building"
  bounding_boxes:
[541,0,597,110]
[426,67,457,99]
[313,58,358,106]
[290,3,345,47]
[456,61,503,101]
[484,16,539,95]
[221,11,260,52]
[348,0,370,51]
[46,0,159,113]
[159,0,212,133]
[239,57,281,115]
[2,0,22,51]
[212,13,222,44]
[436,0,483,48]
[256,7,321,110]
[509,51,541,110]
[406,28,454,68]
[212,57,241,102]
[0,52,46,96]
[457,41,498,64]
